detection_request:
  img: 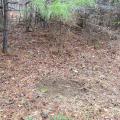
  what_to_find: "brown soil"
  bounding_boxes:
[0,24,120,120]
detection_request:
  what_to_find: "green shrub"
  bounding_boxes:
[32,0,95,22]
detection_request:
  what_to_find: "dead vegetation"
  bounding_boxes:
[0,22,120,120]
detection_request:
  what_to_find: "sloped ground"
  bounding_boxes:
[0,25,120,120]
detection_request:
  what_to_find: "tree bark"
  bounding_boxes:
[3,0,8,53]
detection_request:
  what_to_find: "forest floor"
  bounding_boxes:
[0,24,120,120]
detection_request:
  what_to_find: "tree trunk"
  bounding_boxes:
[3,0,8,53]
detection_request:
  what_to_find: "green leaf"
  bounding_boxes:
[39,87,48,93]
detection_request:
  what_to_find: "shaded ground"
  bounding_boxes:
[0,24,120,120]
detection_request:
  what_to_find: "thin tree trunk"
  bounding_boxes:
[3,0,8,53]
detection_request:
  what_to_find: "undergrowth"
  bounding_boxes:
[50,114,72,120]
[32,0,95,22]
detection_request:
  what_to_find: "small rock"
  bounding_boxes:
[41,110,49,119]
